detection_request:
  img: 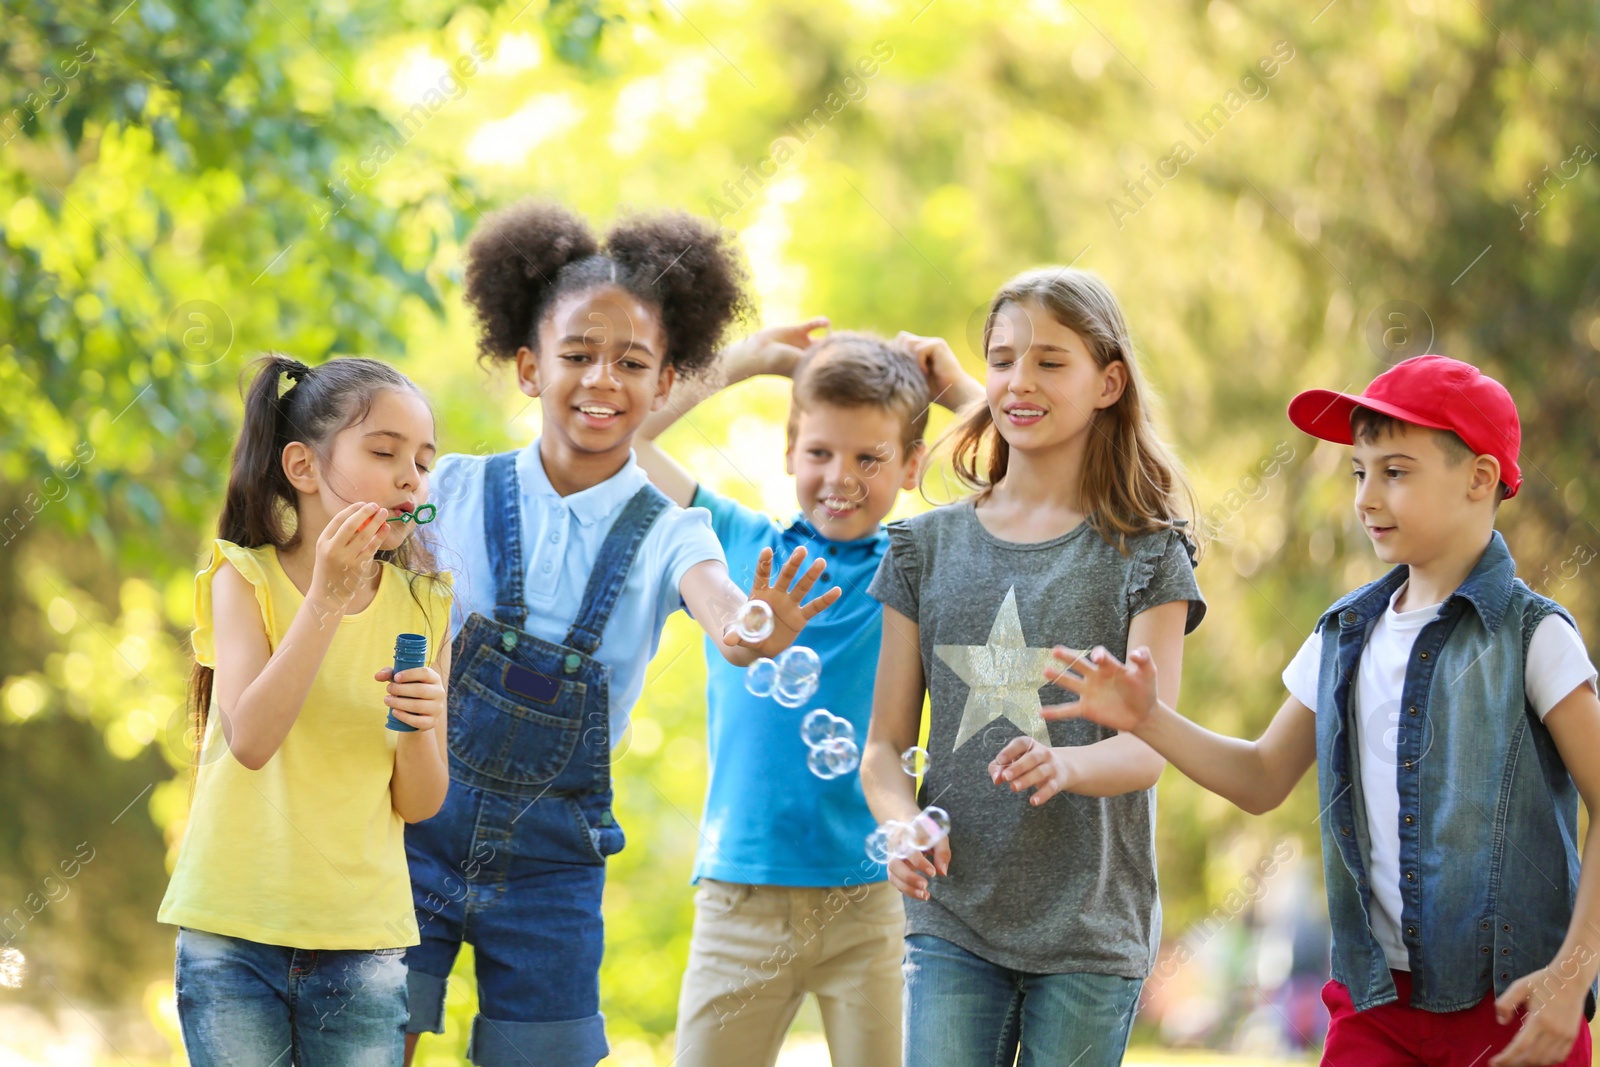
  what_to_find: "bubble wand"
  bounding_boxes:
[385,503,437,525]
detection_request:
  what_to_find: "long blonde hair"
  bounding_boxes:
[935,267,1200,558]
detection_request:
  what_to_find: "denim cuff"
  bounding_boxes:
[467,1011,609,1067]
[404,968,449,1034]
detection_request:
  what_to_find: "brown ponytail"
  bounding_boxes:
[187,355,446,776]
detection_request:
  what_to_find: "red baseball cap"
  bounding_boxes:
[1286,354,1522,498]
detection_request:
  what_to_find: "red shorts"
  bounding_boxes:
[1323,970,1593,1066]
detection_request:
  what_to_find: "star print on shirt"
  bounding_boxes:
[935,586,1059,752]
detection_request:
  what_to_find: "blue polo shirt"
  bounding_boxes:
[690,484,889,887]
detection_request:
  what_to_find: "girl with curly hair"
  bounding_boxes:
[401,202,840,1067]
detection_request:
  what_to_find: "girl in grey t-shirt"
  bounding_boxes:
[863,267,1205,1067]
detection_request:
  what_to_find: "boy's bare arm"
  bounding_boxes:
[636,320,828,507]
[1042,644,1317,814]
[1139,691,1318,814]
[1489,680,1600,1067]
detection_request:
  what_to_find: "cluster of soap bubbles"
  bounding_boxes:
[865,806,952,863]
[801,709,860,778]
[745,646,823,707]
[732,602,861,782]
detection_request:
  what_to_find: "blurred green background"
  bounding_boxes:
[2,0,1597,1062]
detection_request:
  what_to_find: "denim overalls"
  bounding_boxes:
[404,451,670,1067]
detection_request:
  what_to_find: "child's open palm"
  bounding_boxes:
[724,545,842,657]
[1040,645,1160,732]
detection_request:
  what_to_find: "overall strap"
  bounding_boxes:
[483,451,528,632]
[563,484,673,656]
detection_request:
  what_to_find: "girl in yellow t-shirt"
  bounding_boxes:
[159,353,453,1067]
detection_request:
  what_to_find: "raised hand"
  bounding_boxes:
[893,330,982,411]
[311,502,388,612]
[725,318,830,381]
[1039,644,1160,733]
[723,545,842,656]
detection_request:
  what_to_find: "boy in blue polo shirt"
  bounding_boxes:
[636,322,982,1066]
[1046,355,1600,1067]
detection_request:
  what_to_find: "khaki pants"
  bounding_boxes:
[674,879,905,1067]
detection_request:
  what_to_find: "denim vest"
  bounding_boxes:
[1314,530,1590,1014]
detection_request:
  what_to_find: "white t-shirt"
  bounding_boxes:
[1283,583,1597,971]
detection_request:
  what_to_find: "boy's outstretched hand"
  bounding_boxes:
[1040,644,1160,732]
[888,837,950,902]
[723,545,842,656]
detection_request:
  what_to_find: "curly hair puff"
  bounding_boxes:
[461,200,751,377]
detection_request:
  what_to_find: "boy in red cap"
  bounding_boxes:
[1037,355,1600,1066]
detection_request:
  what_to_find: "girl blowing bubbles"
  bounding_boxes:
[862,268,1206,1067]
[403,202,838,1067]
[159,354,454,1066]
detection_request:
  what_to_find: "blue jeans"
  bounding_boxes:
[902,934,1142,1067]
[174,927,408,1067]
[403,778,615,1066]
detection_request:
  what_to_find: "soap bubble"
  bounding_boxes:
[907,806,951,851]
[773,646,822,706]
[800,710,854,748]
[744,657,779,697]
[773,675,816,707]
[807,739,858,780]
[900,746,929,778]
[775,645,821,687]
[887,820,917,859]
[800,709,836,748]
[733,599,775,643]
[865,825,893,864]
[867,820,915,862]
[806,745,839,779]
[822,737,859,775]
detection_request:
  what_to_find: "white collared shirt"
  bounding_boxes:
[424,438,723,738]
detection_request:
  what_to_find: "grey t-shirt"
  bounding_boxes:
[868,500,1205,975]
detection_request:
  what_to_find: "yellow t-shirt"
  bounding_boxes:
[158,539,453,949]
